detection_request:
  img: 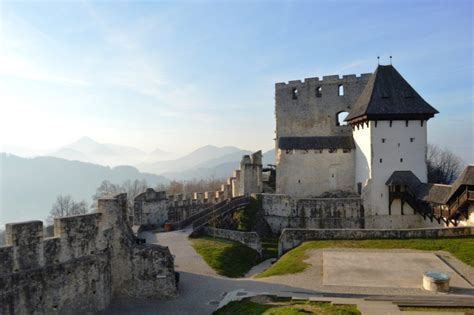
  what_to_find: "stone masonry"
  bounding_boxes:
[0,193,177,315]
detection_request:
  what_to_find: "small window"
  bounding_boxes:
[292,88,298,100]
[398,143,400,147]
[316,86,322,98]
[400,158,403,162]
[298,179,301,183]
[336,111,349,126]
[338,84,344,96]
[379,158,383,163]
[410,138,414,142]
[381,138,386,143]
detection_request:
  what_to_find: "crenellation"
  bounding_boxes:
[276,72,372,89]
[304,77,320,83]
[0,193,178,314]
[322,74,340,81]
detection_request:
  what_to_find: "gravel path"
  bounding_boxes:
[102,230,474,314]
[102,229,318,315]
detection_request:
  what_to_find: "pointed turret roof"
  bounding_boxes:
[345,65,438,122]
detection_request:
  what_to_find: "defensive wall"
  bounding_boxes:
[278,226,474,256]
[0,193,177,315]
[134,151,263,230]
[261,193,364,234]
[201,226,262,256]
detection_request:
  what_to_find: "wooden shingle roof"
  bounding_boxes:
[346,65,438,122]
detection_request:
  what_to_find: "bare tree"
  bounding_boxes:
[91,179,148,216]
[163,178,225,195]
[47,195,88,225]
[427,144,462,184]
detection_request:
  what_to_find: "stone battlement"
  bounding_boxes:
[275,72,372,88]
[1,213,104,274]
[0,193,177,315]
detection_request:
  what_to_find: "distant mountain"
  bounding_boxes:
[49,137,163,167]
[161,148,276,180]
[0,153,169,226]
[138,145,244,175]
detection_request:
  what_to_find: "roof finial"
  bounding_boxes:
[390,56,392,65]
[377,56,380,65]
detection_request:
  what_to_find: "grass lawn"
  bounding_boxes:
[191,236,261,277]
[256,237,474,278]
[399,306,474,312]
[213,296,360,315]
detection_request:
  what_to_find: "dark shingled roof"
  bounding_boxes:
[385,171,452,205]
[385,171,422,191]
[346,65,439,122]
[278,136,355,150]
[445,165,474,203]
[417,183,452,205]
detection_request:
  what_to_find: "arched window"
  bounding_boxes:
[316,86,322,98]
[338,84,344,96]
[292,88,298,100]
[336,111,349,126]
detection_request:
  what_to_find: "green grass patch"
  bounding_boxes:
[256,237,474,278]
[399,306,474,312]
[191,236,260,277]
[262,237,278,260]
[213,296,360,315]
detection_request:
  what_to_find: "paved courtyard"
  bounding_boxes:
[322,250,471,289]
[102,230,474,314]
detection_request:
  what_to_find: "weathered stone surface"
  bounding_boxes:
[261,193,363,234]
[202,227,262,256]
[278,226,474,256]
[0,193,177,315]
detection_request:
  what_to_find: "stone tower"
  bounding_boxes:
[274,73,371,197]
[346,65,438,218]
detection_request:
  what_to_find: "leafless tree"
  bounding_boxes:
[47,195,88,225]
[91,179,148,216]
[162,178,225,195]
[427,144,463,184]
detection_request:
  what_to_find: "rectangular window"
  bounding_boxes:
[410,138,415,142]
[381,138,386,143]
[379,158,383,163]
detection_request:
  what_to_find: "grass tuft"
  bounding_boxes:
[191,236,260,278]
[213,296,360,315]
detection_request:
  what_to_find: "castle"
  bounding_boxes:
[1,64,473,314]
[267,64,472,231]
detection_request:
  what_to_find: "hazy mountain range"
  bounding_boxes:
[49,137,175,166]
[1,137,275,225]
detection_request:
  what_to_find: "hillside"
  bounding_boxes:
[0,154,169,226]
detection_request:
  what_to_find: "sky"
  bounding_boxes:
[0,0,473,160]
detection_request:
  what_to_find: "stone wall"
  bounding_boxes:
[261,193,363,234]
[0,193,177,315]
[202,227,262,256]
[275,73,371,139]
[133,188,169,228]
[276,149,355,197]
[278,226,474,256]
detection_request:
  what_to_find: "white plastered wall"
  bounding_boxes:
[368,120,427,216]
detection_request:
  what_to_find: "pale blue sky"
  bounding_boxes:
[0,0,472,160]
